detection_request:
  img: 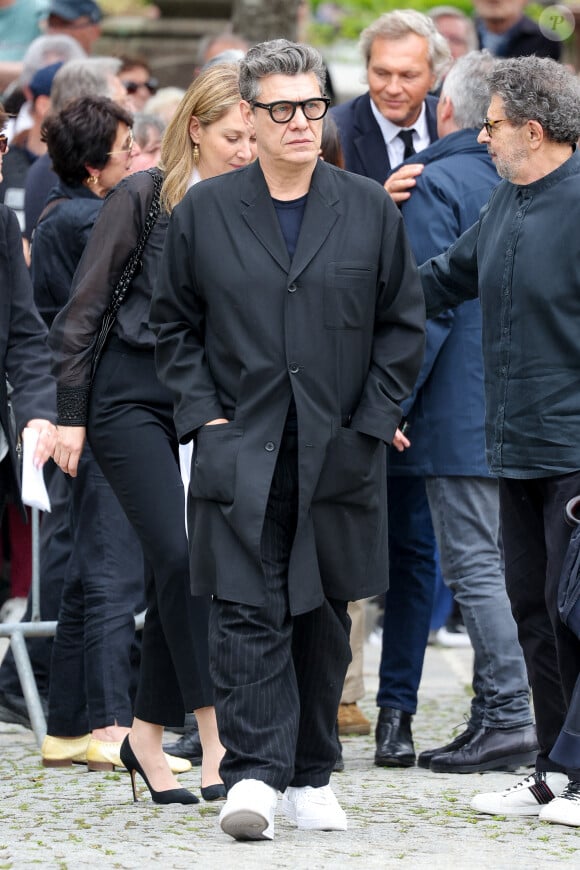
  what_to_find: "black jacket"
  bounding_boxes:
[0,204,56,511]
[151,158,425,613]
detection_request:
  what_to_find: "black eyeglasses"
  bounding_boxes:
[483,117,508,137]
[122,78,158,96]
[0,134,8,154]
[250,97,330,124]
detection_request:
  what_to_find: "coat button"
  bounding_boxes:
[289,362,300,374]
[264,441,276,452]
[288,283,297,293]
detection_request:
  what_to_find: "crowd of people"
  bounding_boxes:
[0,0,580,844]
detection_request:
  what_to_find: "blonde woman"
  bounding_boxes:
[49,64,256,805]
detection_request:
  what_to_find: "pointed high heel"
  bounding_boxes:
[201,783,227,802]
[120,736,199,805]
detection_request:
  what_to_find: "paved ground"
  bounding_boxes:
[1,638,578,869]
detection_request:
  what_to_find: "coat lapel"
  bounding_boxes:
[288,160,339,283]
[353,94,391,184]
[240,161,290,272]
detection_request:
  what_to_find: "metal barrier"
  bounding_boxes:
[0,508,146,747]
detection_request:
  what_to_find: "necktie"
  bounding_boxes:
[398,128,416,160]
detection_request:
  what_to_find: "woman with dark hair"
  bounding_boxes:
[31,95,189,777]
[32,95,138,327]
[49,64,256,805]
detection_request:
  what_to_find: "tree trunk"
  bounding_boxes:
[231,0,301,43]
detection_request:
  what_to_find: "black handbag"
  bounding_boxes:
[90,169,164,381]
[558,496,580,638]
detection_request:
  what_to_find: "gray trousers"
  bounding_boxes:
[426,475,533,729]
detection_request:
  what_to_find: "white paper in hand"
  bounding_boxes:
[21,427,51,512]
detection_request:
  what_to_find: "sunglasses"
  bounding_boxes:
[122,78,158,96]
[0,134,8,154]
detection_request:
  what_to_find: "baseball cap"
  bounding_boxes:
[28,61,64,98]
[48,0,103,23]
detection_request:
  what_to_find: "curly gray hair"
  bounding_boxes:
[489,56,580,144]
[239,39,326,103]
[359,10,451,84]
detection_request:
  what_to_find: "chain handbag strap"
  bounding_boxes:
[90,169,164,380]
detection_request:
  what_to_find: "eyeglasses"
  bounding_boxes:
[122,78,158,96]
[483,117,508,137]
[250,97,330,124]
[107,130,135,156]
[0,134,8,154]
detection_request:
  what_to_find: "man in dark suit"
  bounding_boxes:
[151,39,425,841]
[331,10,451,200]
[332,10,451,768]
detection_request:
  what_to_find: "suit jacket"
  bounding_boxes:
[151,158,425,614]
[0,204,56,512]
[331,92,439,184]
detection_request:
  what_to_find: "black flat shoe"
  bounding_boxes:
[120,736,200,805]
[201,783,227,801]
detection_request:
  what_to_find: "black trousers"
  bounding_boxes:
[499,470,580,773]
[209,433,352,792]
[88,342,213,725]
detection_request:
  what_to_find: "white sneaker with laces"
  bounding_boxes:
[282,784,347,830]
[539,780,580,826]
[471,771,569,816]
[219,778,278,841]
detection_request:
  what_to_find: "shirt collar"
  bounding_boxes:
[369,98,429,146]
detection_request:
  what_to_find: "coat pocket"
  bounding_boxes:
[324,261,376,330]
[314,426,382,506]
[190,422,242,504]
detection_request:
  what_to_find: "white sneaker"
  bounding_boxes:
[471,771,569,816]
[282,785,347,831]
[539,780,580,826]
[219,779,277,841]
[435,626,472,648]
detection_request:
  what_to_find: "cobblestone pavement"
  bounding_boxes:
[1,639,578,869]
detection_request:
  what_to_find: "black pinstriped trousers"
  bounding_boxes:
[209,433,352,792]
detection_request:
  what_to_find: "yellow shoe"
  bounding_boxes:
[337,702,371,736]
[41,734,90,767]
[86,737,193,774]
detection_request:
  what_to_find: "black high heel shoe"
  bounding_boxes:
[200,783,227,802]
[120,736,199,805]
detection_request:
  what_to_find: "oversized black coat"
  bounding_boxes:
[0,204,56,512]
[151,159,425,615]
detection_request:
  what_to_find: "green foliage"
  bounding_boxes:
[309,0,474,43]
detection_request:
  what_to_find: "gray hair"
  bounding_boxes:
[359,10,451,83]
[441,50,496,130]
[428,6,478,53]
[20,34,86,86]
[239,39,326,103]
[50,57,122,113]
[489,56,580,144]
[132,112,166,147]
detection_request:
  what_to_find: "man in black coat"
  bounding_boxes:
[151,39,425,841]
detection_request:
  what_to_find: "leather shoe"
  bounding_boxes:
[374,707,415,768]
[417,724,476,769]
[430,723,538,773]
[162,725,202,766]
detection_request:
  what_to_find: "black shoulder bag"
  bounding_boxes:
[90,169,164,381]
